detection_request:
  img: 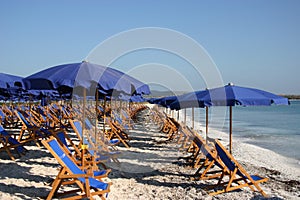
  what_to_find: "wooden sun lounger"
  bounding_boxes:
[160,116,180,141]
[208,139,268,197]
[0,124,27,160]
[69,119,121,166]
[105,118,131,148]
[41,137,111,200]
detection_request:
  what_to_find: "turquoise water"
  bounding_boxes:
[183,100,300,161]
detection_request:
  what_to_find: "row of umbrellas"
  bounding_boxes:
[148,83,290,153]
[0,61,151,102]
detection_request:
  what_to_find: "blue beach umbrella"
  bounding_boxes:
[169,83,289,153]
[200,83,289,107]
[0,73,23,89]
[23,61,150,96]
[169,84,288,109]
[0,73,24,100]
[205,83,289,153]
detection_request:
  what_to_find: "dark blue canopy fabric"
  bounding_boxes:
[151,84,289,110]
[119,93,146,102]
[0,73,24,100]
[201,84,289,107]
[23,61,150,96]
[169,90,207,110]
[147,95,179,108]
[0,73,23,89]
[147,97,160,104]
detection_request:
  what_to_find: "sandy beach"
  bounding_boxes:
[0,108,299,200]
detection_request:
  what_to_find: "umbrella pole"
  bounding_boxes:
[95,89,98,146]
[192,107,194,129]
[177,110,179,122]
[81,88,87,168]
[103,96,107,134]
[206,106,208,143]
[59,95,62,126]
[184,108,187,125]
[229,106,233,154]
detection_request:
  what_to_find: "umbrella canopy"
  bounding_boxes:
[169,90,207,110]
[23,61,150,96]
[200,84,289,106]
[0,73,24,100]
[147,95,179,108]
[169,84,289,110]
[0,73,23,89]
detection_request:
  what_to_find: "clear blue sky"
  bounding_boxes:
[1,0,299,94]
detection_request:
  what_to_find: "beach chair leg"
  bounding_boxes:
[47,176,62,200]
[18,128,26,142]
[84,177,91,198]
[46,168,64,200]
[250,180,268,197]
[5,148,16,160]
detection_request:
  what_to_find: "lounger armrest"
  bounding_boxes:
[58,173,89,179]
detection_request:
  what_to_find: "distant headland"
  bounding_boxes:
[148,91,300,100]
[281,95,300,100]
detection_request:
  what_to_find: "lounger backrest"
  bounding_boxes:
[215,141,236,172]
[121,109,129,119]
[191,133,215,163]
[98,106,104,112]
[0,109,6,120]
[0,125,6,135]
[56,131,72,152]
[73,120,83,139]
[199,141,226,169]
[20,105,26,111]
[115,116,122,124]
[193,137,203,148]
[85,118,93,130]
[0,125,25,153]
[17,111,33,128]
[52,104,59,110]
[62,106,70,116]
[49,139,86,179]
[215,140,251,179]
[72,120,96,155]
[46,138,108,190]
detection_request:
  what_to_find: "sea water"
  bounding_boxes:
[178,100,300,162]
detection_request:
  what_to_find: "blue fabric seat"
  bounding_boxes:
[0,124,27,160]
[42,137,111,200]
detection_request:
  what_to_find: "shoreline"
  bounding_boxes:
[197,125,300,168]
[175,106,300,165]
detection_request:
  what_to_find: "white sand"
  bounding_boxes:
[0,111,299,200]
